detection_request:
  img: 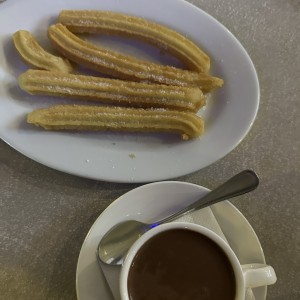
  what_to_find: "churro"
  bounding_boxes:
[58,10,210,73]
[48,24,223,92]
[27,105,204,140]
[13,30,72,73]
[19,70,205,112]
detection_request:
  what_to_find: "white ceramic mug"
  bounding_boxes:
[120,222,277,300]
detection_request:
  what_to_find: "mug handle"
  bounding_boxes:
[242,263,277,288]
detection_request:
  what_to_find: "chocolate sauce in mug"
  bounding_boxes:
[127,229,236,300]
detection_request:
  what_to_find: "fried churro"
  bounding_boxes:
[13,30,72,73]
[19,70,205,112]
[58,10,210,73]
[48,24,223,92]
[27,105,204,140]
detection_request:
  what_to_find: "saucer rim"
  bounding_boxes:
[76,181,267,300]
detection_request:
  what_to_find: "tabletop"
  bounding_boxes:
[0,0,299,299]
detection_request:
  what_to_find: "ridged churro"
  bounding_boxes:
[58,10,210,73]
[27,105,204,140]
[19,70,205,112]
[48,24,223,92]
[13,30,72,73]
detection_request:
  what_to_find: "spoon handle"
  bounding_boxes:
[156,170,259,225]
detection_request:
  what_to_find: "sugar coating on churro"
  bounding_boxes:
[27,105,204,140]
[48,24,223,92]
[58,10,210,73]
[13,30,72,73]
[19,69,205,112]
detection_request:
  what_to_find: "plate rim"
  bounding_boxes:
[0,0,260,183]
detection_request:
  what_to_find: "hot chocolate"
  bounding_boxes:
[127,229,236,300]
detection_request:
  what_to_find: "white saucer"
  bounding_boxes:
[76,181,267,300]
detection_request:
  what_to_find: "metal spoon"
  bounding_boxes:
[98,170,259,265]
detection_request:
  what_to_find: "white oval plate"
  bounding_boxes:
[76,181,267,300]
[0,0,259,183]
